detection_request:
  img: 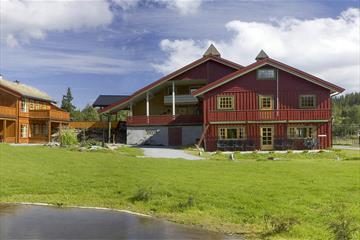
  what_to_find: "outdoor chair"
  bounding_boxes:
[274,139,284,150]
[235,140,246,151]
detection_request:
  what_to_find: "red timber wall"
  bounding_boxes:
[175,59,238,83]
[204,122,332,151]
[203,66,332,151]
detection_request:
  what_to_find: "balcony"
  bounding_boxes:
[207,109,331,123]
[0,106,17,119]
[29,110,70,121]
[127,115,203,126]
[164,95,198,105]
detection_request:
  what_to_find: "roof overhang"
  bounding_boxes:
[100,56,243,114]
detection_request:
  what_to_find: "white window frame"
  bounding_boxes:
[20,124,28,138]
[218,127,246,140]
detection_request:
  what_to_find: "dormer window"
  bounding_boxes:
[257,68,276,80]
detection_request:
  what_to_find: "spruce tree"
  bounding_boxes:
[61,87,76,114]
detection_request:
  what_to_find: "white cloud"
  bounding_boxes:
[153,8,360,93]
[1,0,113,46]
[112,0,203,15]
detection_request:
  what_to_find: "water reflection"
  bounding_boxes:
[0,204,240,239]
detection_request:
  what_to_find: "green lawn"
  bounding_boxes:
[0,144,359,239]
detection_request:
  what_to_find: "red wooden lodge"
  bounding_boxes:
[100,45,344,151]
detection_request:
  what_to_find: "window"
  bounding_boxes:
[288,126,316,139]
[21,99,28,112]
[300,95,316,108]
[20,124,28,138]
[257,68,276,80]
[259,95,273,110]
[166,86,177,96]
[29,100,34,110]
[217,96,234,110]
[35,101,40,110]
[218,127,246,140]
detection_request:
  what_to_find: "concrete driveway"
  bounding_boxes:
[140,147,202,160]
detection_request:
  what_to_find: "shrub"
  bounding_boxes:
[328,211,359,240]
[172,195,196,212]
[130,186,152,202]
[262,214,299,238]
[59,129,78,147]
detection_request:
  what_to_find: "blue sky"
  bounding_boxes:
[1,0,359,108]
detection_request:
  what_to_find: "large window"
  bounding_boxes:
[300,95,316,108]
[288,126,316,139]
[257,68,276,80]
[31,124,47,136]
[259,95,273,110]
[20,124,28,138]
[21,99,28,112]
[218,127,246,140]
[217,96,234,110]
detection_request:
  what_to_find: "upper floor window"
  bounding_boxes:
[29,100,34,110]
[217,96,234,110]
[259,95,273,110]
[21,99,28,112]
[219,127,246,140]
[257,68,276,80]
[300,95,316,108]
[35,101,40,110]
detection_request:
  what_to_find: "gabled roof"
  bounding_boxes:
[0,78,55,102]
[192,58,345,97]
[93,95,130,108]
[100,55,243,114]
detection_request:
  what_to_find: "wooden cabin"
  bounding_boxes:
[0,77,70,143]
[100,45,344,151]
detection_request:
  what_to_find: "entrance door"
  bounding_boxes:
[168,127,182,146]
[260,126,274,150]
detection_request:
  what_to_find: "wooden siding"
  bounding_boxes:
[202,66,333,151]
[0,106,17,118]
[205,122,331,151]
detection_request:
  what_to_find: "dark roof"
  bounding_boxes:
[93,95,130,108]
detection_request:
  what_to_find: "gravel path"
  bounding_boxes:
[140,147,202,160]
[333,145,360,150]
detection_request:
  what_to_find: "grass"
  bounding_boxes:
[0,144,359,239]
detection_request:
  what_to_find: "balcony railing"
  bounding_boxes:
[207,109,331,122]
[29,110,70,121]
[164,94,198,105]
[0,106,17,118]
[127,115,203,126]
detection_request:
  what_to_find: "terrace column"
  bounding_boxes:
[108,114,111,143]
[3,120,6,141]
[172,81,176,118]
[146,92,150,124]
[129,103,133,117]
[47,121,51,143]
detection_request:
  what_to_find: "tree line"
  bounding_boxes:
[332,92,360,137]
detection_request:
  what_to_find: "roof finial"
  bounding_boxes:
[203,44,221,57]
[255,49,269,61]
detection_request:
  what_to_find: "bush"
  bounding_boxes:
[262,214,299,238]
[328,211,359,240]
[172,195,196,212]
[130,186,152,202]
[59,129,78,147]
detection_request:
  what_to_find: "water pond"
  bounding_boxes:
[0,204,241,239]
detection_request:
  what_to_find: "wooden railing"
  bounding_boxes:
[29,110,70,121]
[0,106,17,118]
[207,109,331,122]
[69,121,119,129]
[50,110,70,121]
[127,115,203,126]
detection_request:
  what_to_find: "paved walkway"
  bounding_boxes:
[333,145,360,150]
[140,147,202,160]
